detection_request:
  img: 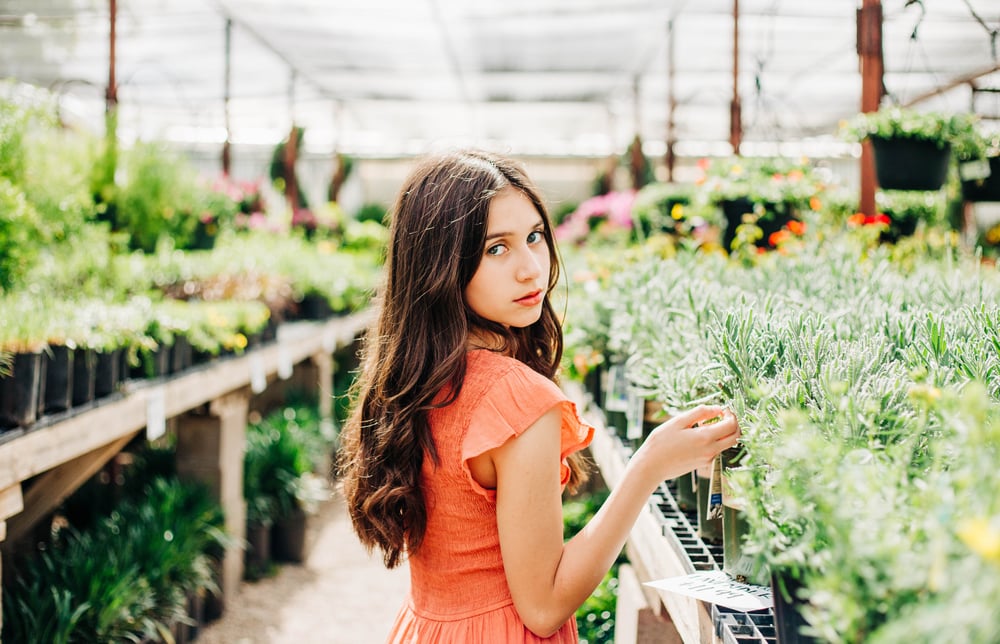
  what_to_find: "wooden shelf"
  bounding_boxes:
[0,311,371,507]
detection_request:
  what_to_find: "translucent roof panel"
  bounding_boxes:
[1,0,998,157]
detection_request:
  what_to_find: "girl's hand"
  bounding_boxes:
[630,405,740,488]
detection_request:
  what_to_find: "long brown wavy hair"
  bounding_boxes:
[338,149,589,569]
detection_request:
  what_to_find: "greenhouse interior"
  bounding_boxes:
[1,0,1000,642]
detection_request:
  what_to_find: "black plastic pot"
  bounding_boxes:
[583,363,603,409]
[131,346,171,380]
[272,508,309,563]
[695,472,722,544]
[0,351,45,430]
[961,156,1000,202]
[71,348,97,407]
[720,198,797,251]
[171,336,193,374]
[771,570,816,644]
[871,137,951,191]
[244,520,272,578]
[297,293,333,320]
[94,349,122,398]
[42,344,74,416]
[720,197,755,251]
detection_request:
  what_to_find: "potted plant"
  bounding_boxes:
[842,106,978,191]
[630,182,706,241]
[694,156,821,251]
[0,297,51,431]
[956,130,1000,202]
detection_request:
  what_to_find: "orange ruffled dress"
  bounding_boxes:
[386,350,594,643]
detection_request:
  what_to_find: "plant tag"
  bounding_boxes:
[625,387,645,439]
[645,571,772,612]
[322,328,337,353]
[707,453,724,520]
[146,387,166,441]
[278,347,293,380]
[960,159,991,181]
[250,355,266,393]
[604,363,629,412]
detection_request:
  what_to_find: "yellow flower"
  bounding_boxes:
[957,517,1000,564]
[670,203,684,220]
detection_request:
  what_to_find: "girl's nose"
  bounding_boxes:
[516,247,544,282]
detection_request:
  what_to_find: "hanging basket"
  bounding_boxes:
[961,156,1000,202]
[870,137,951,191]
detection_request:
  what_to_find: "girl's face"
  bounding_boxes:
[465,186,551,331]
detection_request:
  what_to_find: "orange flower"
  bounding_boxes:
[809,196,822,212]
[787,220,806,236]
[768,229,791,247]
[847,213,866,226]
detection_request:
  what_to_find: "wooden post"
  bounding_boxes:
[5,433,136,545]
[0,485,23,634]
[858,0,883,215]
[176,389,251,608]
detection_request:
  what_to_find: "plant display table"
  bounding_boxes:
[0,311,371,628]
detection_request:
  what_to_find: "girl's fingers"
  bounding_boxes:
[672,404,727,428]
[703,415,740,443]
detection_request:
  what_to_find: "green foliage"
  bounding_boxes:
[564,489,620,644]
[115,142,237,253]
[3,470,227,643]
[695,156,827,208]
[566,235,1000,641]
[245,399,333,527]
[0,178,47,292]
[355,202,388,225]
[842,106,980,153]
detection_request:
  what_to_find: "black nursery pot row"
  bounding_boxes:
[0,336,199,436]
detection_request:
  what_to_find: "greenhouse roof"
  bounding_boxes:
[1,0,999,158]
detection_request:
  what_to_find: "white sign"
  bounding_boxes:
[645,571,773,612]
[250,355,267,393]
[146,387,166,441]
[278,347,293,380]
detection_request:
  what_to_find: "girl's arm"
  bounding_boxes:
[492,404,738,637]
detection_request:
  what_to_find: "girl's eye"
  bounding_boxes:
[486,243,507,256]
[527,230,544,244]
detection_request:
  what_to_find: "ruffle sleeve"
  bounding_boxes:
[461,363,594,501]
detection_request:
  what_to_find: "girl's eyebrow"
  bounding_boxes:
[485,218,545,242]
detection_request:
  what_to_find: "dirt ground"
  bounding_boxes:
[196,491,409,644]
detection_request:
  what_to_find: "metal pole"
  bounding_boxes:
[665,16,676,182]
[223,18,233,175]
[858,0,883,216]
[729,0,742,156]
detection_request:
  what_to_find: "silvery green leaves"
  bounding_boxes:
[564,237,1000,642]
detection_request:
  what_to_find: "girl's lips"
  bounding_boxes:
[515,290,543,306]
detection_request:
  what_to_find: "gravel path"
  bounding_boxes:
[196,491,409,644]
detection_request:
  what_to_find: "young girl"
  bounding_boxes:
[338,149,740,642]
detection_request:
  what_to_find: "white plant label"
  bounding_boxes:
[278,347,293,380]
[146,387,166,441]
[322,328,337,353]
[645,571,773,612]
[250,355,267,393]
